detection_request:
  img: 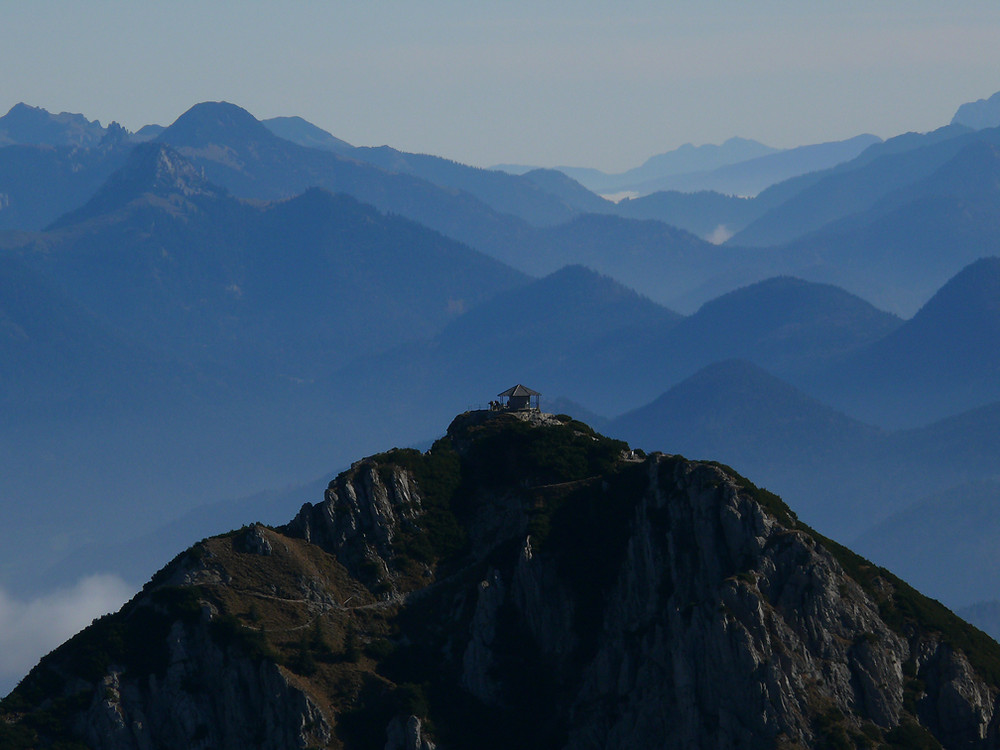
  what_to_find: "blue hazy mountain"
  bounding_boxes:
[611,190,763,241]
[0,143,529,592]
[493,213,737,309]
[606,359,1000,551]
[261,110,600,226]
[562,275,901,415]
[686,137,1000,316]
[518,167,615,214]
[504,135,877,198]
[0,102,107,147]
[853,480,1000,608]
[811,257,1000,427]
[607,360,883,534]
[730,124,986,247]
[0,125,133,230]
[261,114,354,153]
[620,134,882,197]
[18,142,527,379]
[546,137,780,193]
[952,89,1000,130]
[321,264,683,429]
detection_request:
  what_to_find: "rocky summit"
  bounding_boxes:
[4,411,1000,749]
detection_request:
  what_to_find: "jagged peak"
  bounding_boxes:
[47,142,225,229]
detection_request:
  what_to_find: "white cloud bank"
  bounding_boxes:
[0,574,133,697]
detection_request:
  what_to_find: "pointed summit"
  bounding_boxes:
[48,142,225,228]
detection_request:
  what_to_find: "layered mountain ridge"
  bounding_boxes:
[4,412,1000,749]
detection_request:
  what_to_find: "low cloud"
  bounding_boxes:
[707,224,734,245]
[0,574,132,697]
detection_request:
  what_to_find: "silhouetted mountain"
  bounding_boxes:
[606,358,1000,545]
[952,90,1000,130]
[813,257,1000,426]
[130,123,165,142]
[555,137,779,193]
[0,102,106,147]
[163,103,599,230]
[348,145,581,226]
[501,213,733,308]
[700,137,1000,316]
[262,114,354,153]
[564,275,900,413]
[667,276,902,379]
[0,254,174,418]
[519,168,613,214]
[154,101,537,250]
[609,359,881,494]
[322,264,681,430]
[625,134,882,197]
[23,144,527,379]
[731,125,992,247]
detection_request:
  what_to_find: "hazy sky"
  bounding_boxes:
[2,2,999,172]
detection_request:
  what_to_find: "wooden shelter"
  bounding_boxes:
[497,384,540,411]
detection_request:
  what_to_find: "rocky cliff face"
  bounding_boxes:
[4,411,1000,749]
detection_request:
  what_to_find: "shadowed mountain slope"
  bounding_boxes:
[5,412,1000,749]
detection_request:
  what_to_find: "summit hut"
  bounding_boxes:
[498,384,540,412]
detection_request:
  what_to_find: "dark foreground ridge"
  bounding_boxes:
[3,411,1000,749]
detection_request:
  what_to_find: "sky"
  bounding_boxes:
[1,2,999,171]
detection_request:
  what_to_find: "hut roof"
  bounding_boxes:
[498,384,540,397]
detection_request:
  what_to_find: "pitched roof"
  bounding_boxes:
[498,384,540,397]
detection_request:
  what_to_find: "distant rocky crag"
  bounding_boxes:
[3,411,1000,749]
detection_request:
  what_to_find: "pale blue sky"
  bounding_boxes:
[2,1,999,171]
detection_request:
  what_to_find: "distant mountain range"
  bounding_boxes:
[0,102,108,147]
[952,88,1000,130]
[494,134,881,198]
[4,95,1000,638]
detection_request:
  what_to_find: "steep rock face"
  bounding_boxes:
[287,459,427,595]
[76,621,331,750]
[4,411,1000,749]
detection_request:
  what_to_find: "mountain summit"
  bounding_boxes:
[4,411,999,749]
